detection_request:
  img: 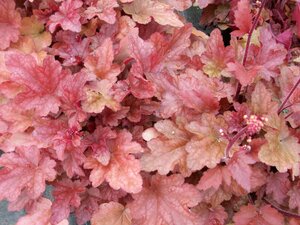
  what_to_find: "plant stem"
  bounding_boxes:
[235,0,268,99]
[224,126,248,159]
[277,76,300,115]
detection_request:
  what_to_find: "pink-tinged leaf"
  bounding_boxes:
[16,197,69,225]
[276,28,293,50]
[197,166,224,191]
[232,0,252,36]
[0,0,21,50]
[97,182,127,202]
[226,62,259,86]
[266,172,291,204]
[197,0,215,9]
[160,0,192,11]
[5,53,66,116]
[233,204,284,225]
[123,0,184,27]
[255,27,287,80]
[51,179,86,225]
[128,174,202,225]
[128,66,156,99]
[0,146,56,202]
[192,203,228,225]
[0,132,42,153]
[122,29,154,70]
[0,103,35,133]
[84,130,143,193]
[149,24,192,72]
[57,71,88,125]
[141,119,191,176]
[288,182,300,214]
[84,38,121,81]
[201,29,234,77]
[50,31,91,66]
[75,188,102,225]
[157,71,219,118]
[32,120,85,178]
[48,0,83,33]
[227,150,256,192]
[91,202,132,225]
[85,0,119,24]
[185,114,228,171]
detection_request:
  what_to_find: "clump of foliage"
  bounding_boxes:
[0,0,300,224]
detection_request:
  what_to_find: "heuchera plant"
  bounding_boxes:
[1,0,300,224]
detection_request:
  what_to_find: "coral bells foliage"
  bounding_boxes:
[2,1,300,225]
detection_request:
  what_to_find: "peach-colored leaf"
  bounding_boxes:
[141,119,191,175]
[91,202,132,225]
[201,29,234,77]
[84,130,143,193]
[128,174,202,225]
[0,0,21,50]
[123,0,184,27]
[185,113,228,171]
[258,130,300,172]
